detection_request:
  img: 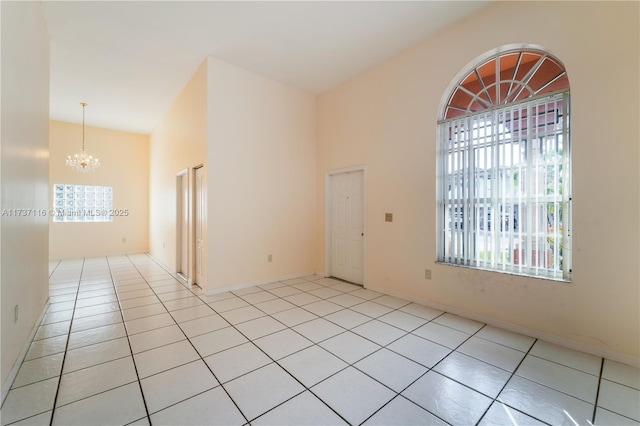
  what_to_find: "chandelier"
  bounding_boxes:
[66,102,100,172]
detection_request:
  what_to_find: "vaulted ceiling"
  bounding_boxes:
[42,1,491,134]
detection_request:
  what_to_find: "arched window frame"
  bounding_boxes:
[437,46,572,281]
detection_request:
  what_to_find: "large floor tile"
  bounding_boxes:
[434,351,511,398]
[51,382,146,426]
[25,335,68,361]
[56,357,137,407]
[320,331,381,364]
[284,292,322,307]
[236,316,286,340]
[34,321,71,341]
[457,336,526,372]
[364,396,447,426]
[594,407,640,426]
[254,298,297,315]
[240,290,279,304]
[12,353,64,388]
[598,379,640,421]
[67,322,126,350]
[516,354,599,403]
[219,306,266,325]
[387,334,450,368]
[412,321,470,349]
[128,324,185,353]
[475,325,536,352]
[133,340,200,378]
[498,375,594,425]
[73,302,120,319]
[312,367,395,425]
[355,348,427,392]
[324,309,370,330]
[403,371,492,425]
[225,363,305,421]
[150,387,246,425]
[209,297,249,312]
[0,377,58,425]
[252,391,347,426]
[118,295,160,310]
[432,313,484,334]
[63,337,131,373]
[141,360,218,414]
[122,303,167,321]
[163,296,204,312]
[190,326,248,357]
[478,402,547,426]
[124,312,176,335]
[253,329,314,360]
[70,312,122,333]
[9,410,53,426]
[529,340,602,375]
[293,318,345,343]
[204,342,272,383]
[602,359,640,390]
[271,307,318,327]
[303,300,344,316]
[171,303,217,323]
[377,310,427,332]
[350,301,394,318]
[352,320,406,346]
[178,314,228,338]
[279,345,348,387]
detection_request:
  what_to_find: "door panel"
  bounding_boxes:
[330,170,364,284]
[194,166,206,287]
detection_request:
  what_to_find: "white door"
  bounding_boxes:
[194,166,206,287]
[330,170,364,284]
[176,172,189,277]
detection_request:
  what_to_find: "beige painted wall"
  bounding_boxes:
[49,121,149,259]
[1,2,50,387]
[206,57,316,291]
[316,1,640,359]
[149,60,207,274]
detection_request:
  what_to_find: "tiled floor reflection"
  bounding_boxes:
[2,254,639,425]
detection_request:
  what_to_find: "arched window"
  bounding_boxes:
[437,47,571,281]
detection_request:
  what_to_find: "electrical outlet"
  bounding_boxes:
[14,305,19,323]
[268,254,273,263]
[425,269,432,280]
[122,237,127,243]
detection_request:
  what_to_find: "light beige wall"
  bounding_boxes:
[149,60,207,272]
[49,121,149,259]
[206,57,316,292]
[0,1,50,387]
[316,1,640,359]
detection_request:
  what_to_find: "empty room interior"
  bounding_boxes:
[1,1,639,425]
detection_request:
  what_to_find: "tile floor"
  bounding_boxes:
[1,254,639,425]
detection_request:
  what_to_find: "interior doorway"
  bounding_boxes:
[326,167,365,285]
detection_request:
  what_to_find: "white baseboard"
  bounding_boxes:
[1,299,51,405]
[204,271,317,296]
[364,283,640,368]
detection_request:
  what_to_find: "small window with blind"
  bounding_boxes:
[437,48,571,281]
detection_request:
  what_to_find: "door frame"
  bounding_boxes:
[192,164,206,289]
[324,165,367,286]
[175,168,189,283]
